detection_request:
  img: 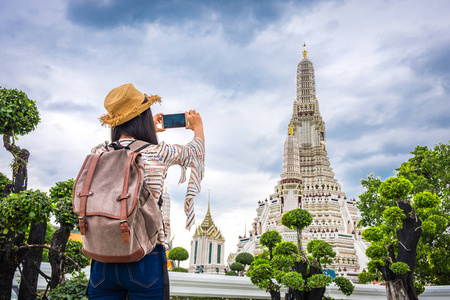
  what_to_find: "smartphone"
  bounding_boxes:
[162,113,186,129]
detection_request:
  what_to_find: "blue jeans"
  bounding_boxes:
[88,245,165,299]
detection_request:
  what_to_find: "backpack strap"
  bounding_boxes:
[78,153,103,235]
[128,140,152,153]
[117,152,139,243]
[109,140,151,153]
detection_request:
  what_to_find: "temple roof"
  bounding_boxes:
[193,194,225,240]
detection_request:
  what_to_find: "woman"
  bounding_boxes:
[87,83,205,299]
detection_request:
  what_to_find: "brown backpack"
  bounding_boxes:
[72,140,163,263]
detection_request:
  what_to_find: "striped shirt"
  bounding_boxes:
[92,137,205,243]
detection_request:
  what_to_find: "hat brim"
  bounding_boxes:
[100,94,161,127]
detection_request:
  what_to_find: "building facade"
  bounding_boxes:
[189,195,226,274]
[233,45,368,281]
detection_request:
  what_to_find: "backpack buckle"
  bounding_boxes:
[79,216,88,235]
[120,220,130,243]
[110,142,131,151]
[116,194,131,201]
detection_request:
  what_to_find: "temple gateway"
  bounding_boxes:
[230,45,368,281]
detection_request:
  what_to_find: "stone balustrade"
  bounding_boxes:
[13,263,450,299]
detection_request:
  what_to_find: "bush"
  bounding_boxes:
[357,271,375,284]
[0,87,40,136]
[259,230,282,250]
[0,172,11,197]
[281,208,313,231]
[235,252,254,267]
[172,267,188,273]
[45,223,56,244]
[306,274,332,291]
[225,271,239,276]
[361,227,384,243]
[42,249,49,262]
[281,272,304,290]
[0,189,51,232]
[65,240,90,273]
[414,281,425,295]
[390,262,410,275]
[50,179,77,229]
[230,262,244,272]
[48,271,88,300]
[379,177,413,200]
[274,241,298,256]
[333,276,354,296]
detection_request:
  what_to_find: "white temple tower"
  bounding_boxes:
[235,45,368,281]
[188,193,226,274]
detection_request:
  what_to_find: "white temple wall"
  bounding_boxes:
[190,235,225,274]
[284,189,297,212]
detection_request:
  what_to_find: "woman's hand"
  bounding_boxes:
[185,110,203,131]
[153,113,166,133]
[185,110,205,143]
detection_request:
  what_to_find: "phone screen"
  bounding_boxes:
[163,113,186,129]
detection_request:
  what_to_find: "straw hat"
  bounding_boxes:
[100,83,161,127]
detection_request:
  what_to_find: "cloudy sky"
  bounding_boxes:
[1,0,449,264]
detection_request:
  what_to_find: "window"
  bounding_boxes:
[217,245,221,264]
[208,243,212,264]
[194,241,198,264]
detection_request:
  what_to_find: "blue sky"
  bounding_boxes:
[1,0,450,262]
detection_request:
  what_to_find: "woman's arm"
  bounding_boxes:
[185,110,205,143]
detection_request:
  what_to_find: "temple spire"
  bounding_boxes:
[200,189,214,228]
[244,221,247,238]
[302,43,308,59]
[207,189,211,213]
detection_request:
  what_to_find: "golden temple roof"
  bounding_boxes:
[193,192,225,240]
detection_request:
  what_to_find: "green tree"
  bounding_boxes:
[281,208,312,256]
[48,179,79,289]
[168,247,189,268]
[396,142,450,285]
[248,231,282,300]
[0,190,50,298]
[306,239,336,270]
[259,230,282,260]
[356,176,446,300]
[247,257,281,300]
[248,209,353,300]
[235,252,254,269]
[0,87,42,299]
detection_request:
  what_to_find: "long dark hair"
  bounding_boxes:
[111,108,158,145]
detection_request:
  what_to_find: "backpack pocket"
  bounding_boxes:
[127,251,160,288]
[90,260,106,288]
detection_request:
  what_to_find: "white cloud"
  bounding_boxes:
[1,0,450,256]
